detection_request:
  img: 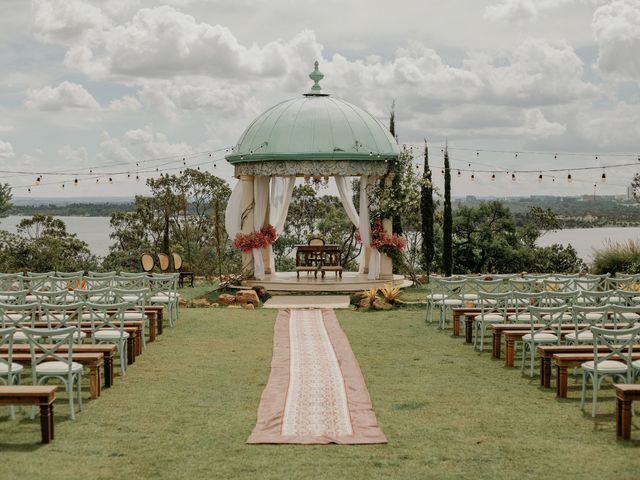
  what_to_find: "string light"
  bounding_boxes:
[457,170,461,177]
[109,177,113,184]
[538,173,543,182]
[491,173,496,181]
[601,170,606,182]
[74,179,78,186]
[511,173,516,181]
[567,172,572,183]
[470,172,475,181]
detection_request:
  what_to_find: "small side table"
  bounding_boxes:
[179,271,195,288]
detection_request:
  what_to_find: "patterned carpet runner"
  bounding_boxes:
[247,309,387,444]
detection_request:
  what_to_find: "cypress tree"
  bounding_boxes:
[442,144,453,276]
[388,101,403,235]
[420,140,434,276]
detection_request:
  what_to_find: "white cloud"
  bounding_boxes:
[0,125,14,133]
[593,0,640,82]
[484,0,587,23]
[0,140,15,158]
[106,95,142,112]
[484,0,539,22]
[25,81,101,111]
[64,6,297,80]
[96,125,193,167]
[32,0,110,45]
[58,144,88,164]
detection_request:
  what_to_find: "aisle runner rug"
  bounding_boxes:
[247,309,387,444]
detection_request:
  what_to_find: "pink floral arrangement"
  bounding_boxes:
[233,224,277,253]
[355,221,406,253]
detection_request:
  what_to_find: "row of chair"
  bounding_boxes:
[0,301,143,419]
[0,272,180,327]
[427,274,640,326]
[455,292,640,418]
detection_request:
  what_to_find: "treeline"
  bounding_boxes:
[10,202,135,217]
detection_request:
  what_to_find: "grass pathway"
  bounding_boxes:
[1,307,639,479]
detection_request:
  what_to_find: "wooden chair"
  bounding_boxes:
[157,253,171,272]
[140,253,155,273]
[172,253,194,288]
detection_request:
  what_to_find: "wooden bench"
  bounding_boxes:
[2,352,104,399]
[452,308,520,342]
[614,384,640,440]
[295,266,319,279]
[321,266,343,278]
[4,343,117,389]
[0,386,57,443]
[553,352,640,398]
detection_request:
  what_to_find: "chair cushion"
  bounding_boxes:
[51,331,86,341]
[36,361,83,374]
[581,360,627,373]
[463,293,478,300]
[508,313,534,322]
[0,362,23,374]
[632,359,640,370]
[441,299,463,305]
[564,331,593,342]
[94,329,129,340]
[123,312,145,320]
[480,313,505,322]
[12,331,41,342]
[120,295,142,302]
[522,332,558,342]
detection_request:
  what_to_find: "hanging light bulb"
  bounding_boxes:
[183,157,186,165]
[96,178,99,183]
[601,170,607,183]
[491,173,496,181]
[595,155,598,160]
[441,169,445,175]
[135,175,140,182]
[511,173,516,182]
[515,152,518,158]
[35,176,41,184]
[28,187,31,193]
[554,154,557,160]
[109,177,113,184]
[62,183,65,189]
[567,172,572,183]
[470,172,475,181]
[457,170,461,177]
[538,173,543,182]
[127,173,131,178]
[74,178,78,186]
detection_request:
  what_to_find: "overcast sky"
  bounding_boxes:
[0,0,639,199]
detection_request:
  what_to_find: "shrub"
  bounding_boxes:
[591,239,640,275]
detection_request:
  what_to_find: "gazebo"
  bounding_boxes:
[224,62,406,291]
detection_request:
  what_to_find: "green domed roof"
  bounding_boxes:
[225,62,399,165]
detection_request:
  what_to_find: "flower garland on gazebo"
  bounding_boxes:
[356,221,406,256]
[233,224,277,253]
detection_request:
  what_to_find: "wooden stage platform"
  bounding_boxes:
[237,272,411,293]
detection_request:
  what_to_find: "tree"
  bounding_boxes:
[420,140,435,276]
[442,145,453,276]
[0,183,12,218]
[104,170,235,276]
[631,174,640,201]
[0,214,97,272]
[388,100,403,235]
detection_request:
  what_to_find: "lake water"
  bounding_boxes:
[2,215,640,264]
[537,227,640,262]
[0,216,112,258]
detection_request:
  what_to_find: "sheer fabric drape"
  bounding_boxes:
[268,176,296,273]
[224,181,243,240]
[252,176,270,280]
[334,175,365,273]
[359,175,381,280]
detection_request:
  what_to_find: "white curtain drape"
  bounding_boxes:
[268,176,296,273]
[224,181,244,240]
[359,175,380,280]
[252,176,270,280]
[334,175,366,273]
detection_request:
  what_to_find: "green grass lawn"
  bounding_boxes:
[1,307,639,479]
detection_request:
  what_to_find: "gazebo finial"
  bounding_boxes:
[308,60,324,94]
